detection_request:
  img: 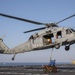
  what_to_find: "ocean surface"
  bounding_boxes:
[0,62,71,66]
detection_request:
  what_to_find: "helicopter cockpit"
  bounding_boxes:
[66,28,75,35]
[66,29,72,34]
[71,29,75,32]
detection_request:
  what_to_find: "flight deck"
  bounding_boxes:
[0,64,75,75]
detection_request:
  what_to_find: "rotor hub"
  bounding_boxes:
[45,23,58,27]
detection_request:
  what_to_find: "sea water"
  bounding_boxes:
[0,62,71,66]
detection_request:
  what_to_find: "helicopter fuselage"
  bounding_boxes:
[28,27,75,51]
[0,27,75,54]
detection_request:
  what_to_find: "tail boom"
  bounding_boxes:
[0,38,10,54]
[0,38,33,54]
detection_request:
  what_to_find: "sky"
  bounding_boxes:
[0,0,75,63]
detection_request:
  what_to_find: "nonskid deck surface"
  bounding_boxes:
[0,64,75,75]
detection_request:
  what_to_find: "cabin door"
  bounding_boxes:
[31,37,43,49]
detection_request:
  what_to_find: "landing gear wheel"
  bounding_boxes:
[65,46,70,51]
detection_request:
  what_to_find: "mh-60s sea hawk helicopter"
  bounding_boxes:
[0,13,75,60]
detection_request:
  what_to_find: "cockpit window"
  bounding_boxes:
[66,29,72,34]
[71,29,75,32]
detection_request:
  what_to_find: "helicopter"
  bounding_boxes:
[0,13,75,60]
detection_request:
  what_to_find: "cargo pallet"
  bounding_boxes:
[43,65,57,73]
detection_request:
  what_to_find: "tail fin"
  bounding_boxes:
[0,38,9,54]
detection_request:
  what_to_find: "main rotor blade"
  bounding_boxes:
[0,13,45,25]
[23,27,45,33]
[56,14,75,24]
